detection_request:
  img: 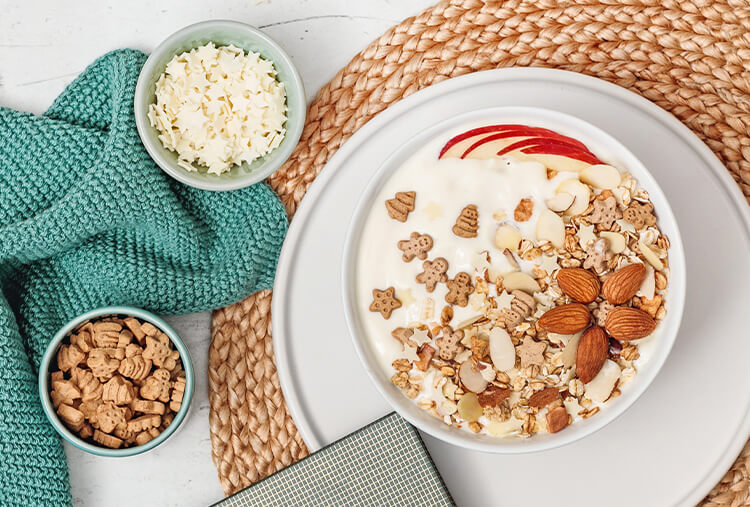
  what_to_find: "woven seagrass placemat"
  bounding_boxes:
[208,0,750,503]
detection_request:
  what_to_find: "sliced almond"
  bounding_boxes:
[479,362,497,382]
[600,231,626,254]
[438,400,458,416]
[494,224,522,251]
[637,264,655,300]
[502,271,541,294]
[557,179,591,216]
[489,327,515,371]
[456,392,483,422]
[638,240,664,270]
[561,332,583,368]
[536,209,565,248]
[584,359,621,402]
[580,164,622,190]
[577,224,596,250]
[545,192,574,213]
[459,360,489,393]
[503,249,520,270]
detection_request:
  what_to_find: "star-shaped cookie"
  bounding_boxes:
[401,345,420,362]
[369,287,402,319]
[517,337,547,368]
[411,327,432,346]
[423,201,443,220]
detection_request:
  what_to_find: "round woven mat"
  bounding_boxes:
[208,0,750,503]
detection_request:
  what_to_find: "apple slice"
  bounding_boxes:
[440,133,496,159]
[521,144,602,164]
[580,164,622,189]
[441,124,595,159]
[557,179,591,216]
[440,125,522,158]
[496,137,590,158]
[462,136,525,160]
[440,124,590,158]
[545,192,574,213]
[460,129,592,159]
[536,209,565,248]
[519,153,591,173]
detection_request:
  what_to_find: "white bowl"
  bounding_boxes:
[341,106,686,453]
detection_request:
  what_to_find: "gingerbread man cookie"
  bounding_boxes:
[397,232,433,262]
[583,238,613,274]
[436,326,464,361]
[623,201,656,229]
[140,368,172,403]
[369,287,402,319]
[415,257,449,292]
[143,334,180,371]
[588,196,621,229]
[445,272,474,307]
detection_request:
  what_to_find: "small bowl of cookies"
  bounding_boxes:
[38,306,194,457]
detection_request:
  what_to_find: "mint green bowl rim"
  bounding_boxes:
[134,20,306,191]
[38,306,195,457]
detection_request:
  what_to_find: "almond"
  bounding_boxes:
[546,405,569,433]
[556,268,601,303]
[576,326,609,383]
[538,303,591,334]
[605,307,656,340]
[528,387,559,408]
[477,386,511,407]
[602,263,646,305]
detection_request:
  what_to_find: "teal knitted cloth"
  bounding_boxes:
[0,50,288,505]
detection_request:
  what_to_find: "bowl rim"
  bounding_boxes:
[134,19,306,191]
[38,306,195,457]
[341,105,686,454]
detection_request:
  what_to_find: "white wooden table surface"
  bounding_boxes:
[0,1,434,504]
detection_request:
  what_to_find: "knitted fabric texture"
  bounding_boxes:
[0,49,288,505]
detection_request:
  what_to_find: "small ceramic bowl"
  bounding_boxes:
[39,306,195,457]
[134,20,306,191]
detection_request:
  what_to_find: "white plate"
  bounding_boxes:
[273,68,750,506]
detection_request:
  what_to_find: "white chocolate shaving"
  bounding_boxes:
[148,43,287,175]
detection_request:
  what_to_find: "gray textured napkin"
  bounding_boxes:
[214,413,454,507]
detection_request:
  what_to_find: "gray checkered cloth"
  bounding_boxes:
[214,413,454,507]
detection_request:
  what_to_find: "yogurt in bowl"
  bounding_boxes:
[342,106,685,453]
